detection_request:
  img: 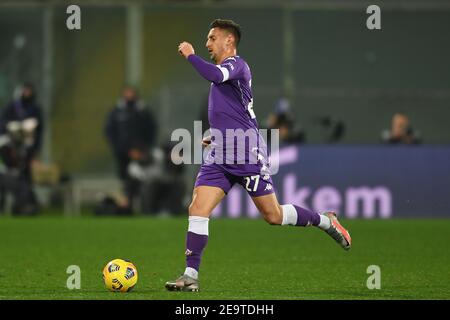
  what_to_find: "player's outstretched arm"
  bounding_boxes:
[178,41,224,84]
[187,55,224,84]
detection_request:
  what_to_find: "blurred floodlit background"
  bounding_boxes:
[0,0,449,217]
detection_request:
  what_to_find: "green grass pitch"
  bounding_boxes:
[0,216,449,299]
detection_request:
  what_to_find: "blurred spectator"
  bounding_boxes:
[128,142,185,215]
[266,97,305,144]
[381,113,421,144]
[0,82,43,215]
[104,86,158,213]
[316,116,346,143]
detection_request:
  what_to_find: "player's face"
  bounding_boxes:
[206,28,230,63]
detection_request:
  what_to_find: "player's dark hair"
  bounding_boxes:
[210,19,241,46]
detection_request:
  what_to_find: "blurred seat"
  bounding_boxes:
[68,176,122,216]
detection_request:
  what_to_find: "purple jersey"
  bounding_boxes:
[188,54,268,176]
[208,56,256,132]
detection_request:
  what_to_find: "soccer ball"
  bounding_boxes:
[102,259,138,292]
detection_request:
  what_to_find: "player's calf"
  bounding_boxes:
[261,206,283,225]
[252,195,283,225]
[280,204,351,250]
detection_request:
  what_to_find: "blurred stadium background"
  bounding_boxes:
[1,0,450,300]
[0,0,449,212]
[1,0,449,218]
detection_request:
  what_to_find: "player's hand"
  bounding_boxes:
[202,136,211,147]
[178,41,195,58]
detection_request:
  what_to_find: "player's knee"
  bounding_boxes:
[188,202,199,215]
[188,201,209,217]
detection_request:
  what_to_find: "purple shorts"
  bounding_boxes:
[194,163,275,197]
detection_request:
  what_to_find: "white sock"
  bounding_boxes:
[281,204,298,225]
[184,267,199,280]
[188,216,209,235]
[318,215,331,230]
[184,216,209,280]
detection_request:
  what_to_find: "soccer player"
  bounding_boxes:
[165,19,351,292]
